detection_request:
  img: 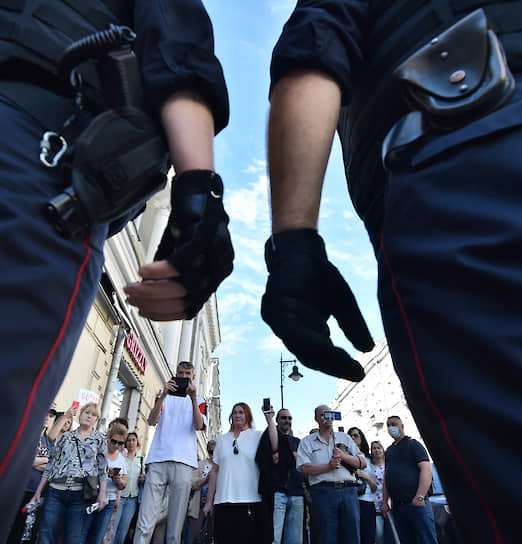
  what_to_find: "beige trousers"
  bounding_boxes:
[133,461,194,544]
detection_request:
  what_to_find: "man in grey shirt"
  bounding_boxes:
[297,405,365,544]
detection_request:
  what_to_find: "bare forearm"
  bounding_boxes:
[300,463,332,476]
[206,466,218,506]
[148,395,166,425]
[268,71,341,233]
[191,397,204,430]
[267,420,278,453]
[161,92,214,174]
[417,463,433,496]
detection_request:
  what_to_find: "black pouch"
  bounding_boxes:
[396,8,515,130]
[71,106,168,226]
[382,9,515,166]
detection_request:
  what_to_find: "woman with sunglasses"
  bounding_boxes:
[31,402,108,543]
[347,427,377,544]
[82,422,128,544]
[203,402,275,544]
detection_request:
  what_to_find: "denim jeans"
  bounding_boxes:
[392,502,437,544]
[310,484,360,544]
[113,496,138,544]
[38,487,88,544]
[272,492,304,544]
[81,499,116,544]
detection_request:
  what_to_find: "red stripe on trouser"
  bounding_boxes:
[0,240,92,479]
[380,229,502,544]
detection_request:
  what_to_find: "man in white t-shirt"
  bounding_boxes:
[134,361,206,544]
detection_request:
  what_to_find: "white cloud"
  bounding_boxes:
[225,173,270,228]
[343,210,355,220]
[260,334,285,352]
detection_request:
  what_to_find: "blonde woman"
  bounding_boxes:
[32,403,108,544]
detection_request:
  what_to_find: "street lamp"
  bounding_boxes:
[279,354,303,408]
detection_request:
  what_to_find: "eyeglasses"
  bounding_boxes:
[349,433,360,439]
[232,439,238,455]
[110,438,125,447]
[279,416,292,420]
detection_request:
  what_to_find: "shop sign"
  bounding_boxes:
[77,388,100,407]
[125,332,147,375]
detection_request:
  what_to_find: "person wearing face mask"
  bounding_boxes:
[382,416,437,544]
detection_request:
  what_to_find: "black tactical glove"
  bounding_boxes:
[155,170,234,318]
[261,229,374,381]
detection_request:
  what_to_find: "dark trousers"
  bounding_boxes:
[0,97,107,539]
[213,502,263,544]
[365,81,522,544]
[309,484,359,544]
[359,499,376,544]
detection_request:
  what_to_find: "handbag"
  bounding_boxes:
[75,437,99,502]
[356,477,367,497]
[195,513,214,544]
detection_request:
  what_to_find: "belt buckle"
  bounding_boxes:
[65,475,76,488]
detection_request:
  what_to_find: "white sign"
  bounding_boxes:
[77,388,100,407]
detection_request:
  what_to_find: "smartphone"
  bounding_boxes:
[112,467,121,475]
[71,401,80,411]
[338,426,345,433]
[262,398,271,412]
[323,410,342,422]
[167,376,189,397]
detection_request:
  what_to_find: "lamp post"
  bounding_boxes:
[279,354,303,408]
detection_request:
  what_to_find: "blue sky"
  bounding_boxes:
[205,1,384,436]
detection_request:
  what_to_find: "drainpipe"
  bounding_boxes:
[99,324,127,431]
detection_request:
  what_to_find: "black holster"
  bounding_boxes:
[46,30,169,239]
[382,9,515,167]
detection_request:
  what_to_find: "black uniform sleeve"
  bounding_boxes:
[133,0,229,133]
[270,0,370,106]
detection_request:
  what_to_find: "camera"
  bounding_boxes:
[167,377,189,397]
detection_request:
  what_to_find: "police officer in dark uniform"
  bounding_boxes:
[0,1,233,537]
[261,2,522,543]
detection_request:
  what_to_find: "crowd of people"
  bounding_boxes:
[8,359,442,544]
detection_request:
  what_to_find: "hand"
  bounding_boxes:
[263,405,275,419]
[412,496,426,507]
[272,452,280,464]
[381,500,391,519]
[114,499,120,512]
[329,455,341,470]
[187,380,197,400]
[261,229,374,381]
[202,502,213,517]
[355,469,367,480]
[30,492,41,504]
[124,262,188,321]
[139,474,146,485]
[125,170,234,320]
[163,379,177,397]
[98,495,108,512]
[111,472,122,485]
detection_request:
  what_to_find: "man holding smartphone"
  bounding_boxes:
[134,361,206,544]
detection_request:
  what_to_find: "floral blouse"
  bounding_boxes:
[373,463,385,512]
[43,428,108,482]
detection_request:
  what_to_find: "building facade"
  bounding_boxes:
[52,180,222,455]
[329,340,426,452]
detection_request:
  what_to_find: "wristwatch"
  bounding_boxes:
[416,495,425,501]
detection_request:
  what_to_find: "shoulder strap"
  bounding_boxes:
[74,436,85,474]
